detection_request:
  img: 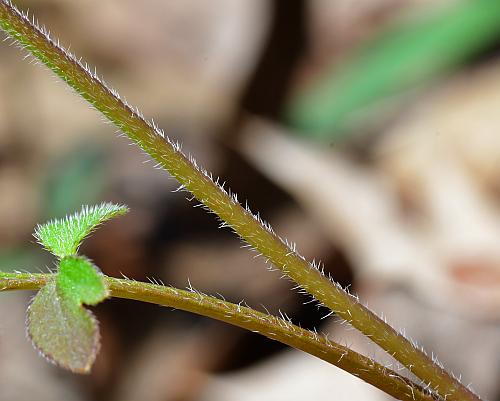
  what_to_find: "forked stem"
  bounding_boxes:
[1,272,435,401]
[0,2,479,400]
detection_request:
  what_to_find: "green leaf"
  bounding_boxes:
[287,0,500,139]
[27,280,101,374]
[41,143,107,219]
[57,256,108,305]
[28,205,118,372]
[34,202,128,258]
[0,246,43,273]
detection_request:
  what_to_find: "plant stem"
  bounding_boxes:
[0,272,435,401]
[0,2,479,400]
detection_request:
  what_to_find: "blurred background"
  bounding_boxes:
[1,0,500,400]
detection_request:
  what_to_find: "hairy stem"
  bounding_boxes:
[0,2,479,400]
[0,272,435,401]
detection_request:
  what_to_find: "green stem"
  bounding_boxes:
[0,2,479,400]
[0,272,436,401]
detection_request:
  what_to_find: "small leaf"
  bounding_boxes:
[57,256,108,305]
[34,202,128,258]
[27,280,100,374]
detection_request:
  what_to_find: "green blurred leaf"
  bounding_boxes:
[41,144,107,219]
[0,247,45,273]
[288,0,500,139]
[34,202,128,258]
[57,256,108,305]
[26,280,101,374]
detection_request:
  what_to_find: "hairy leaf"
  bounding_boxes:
[57,256,108,305]
[27,280,100,373]
[34,202,128,258]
